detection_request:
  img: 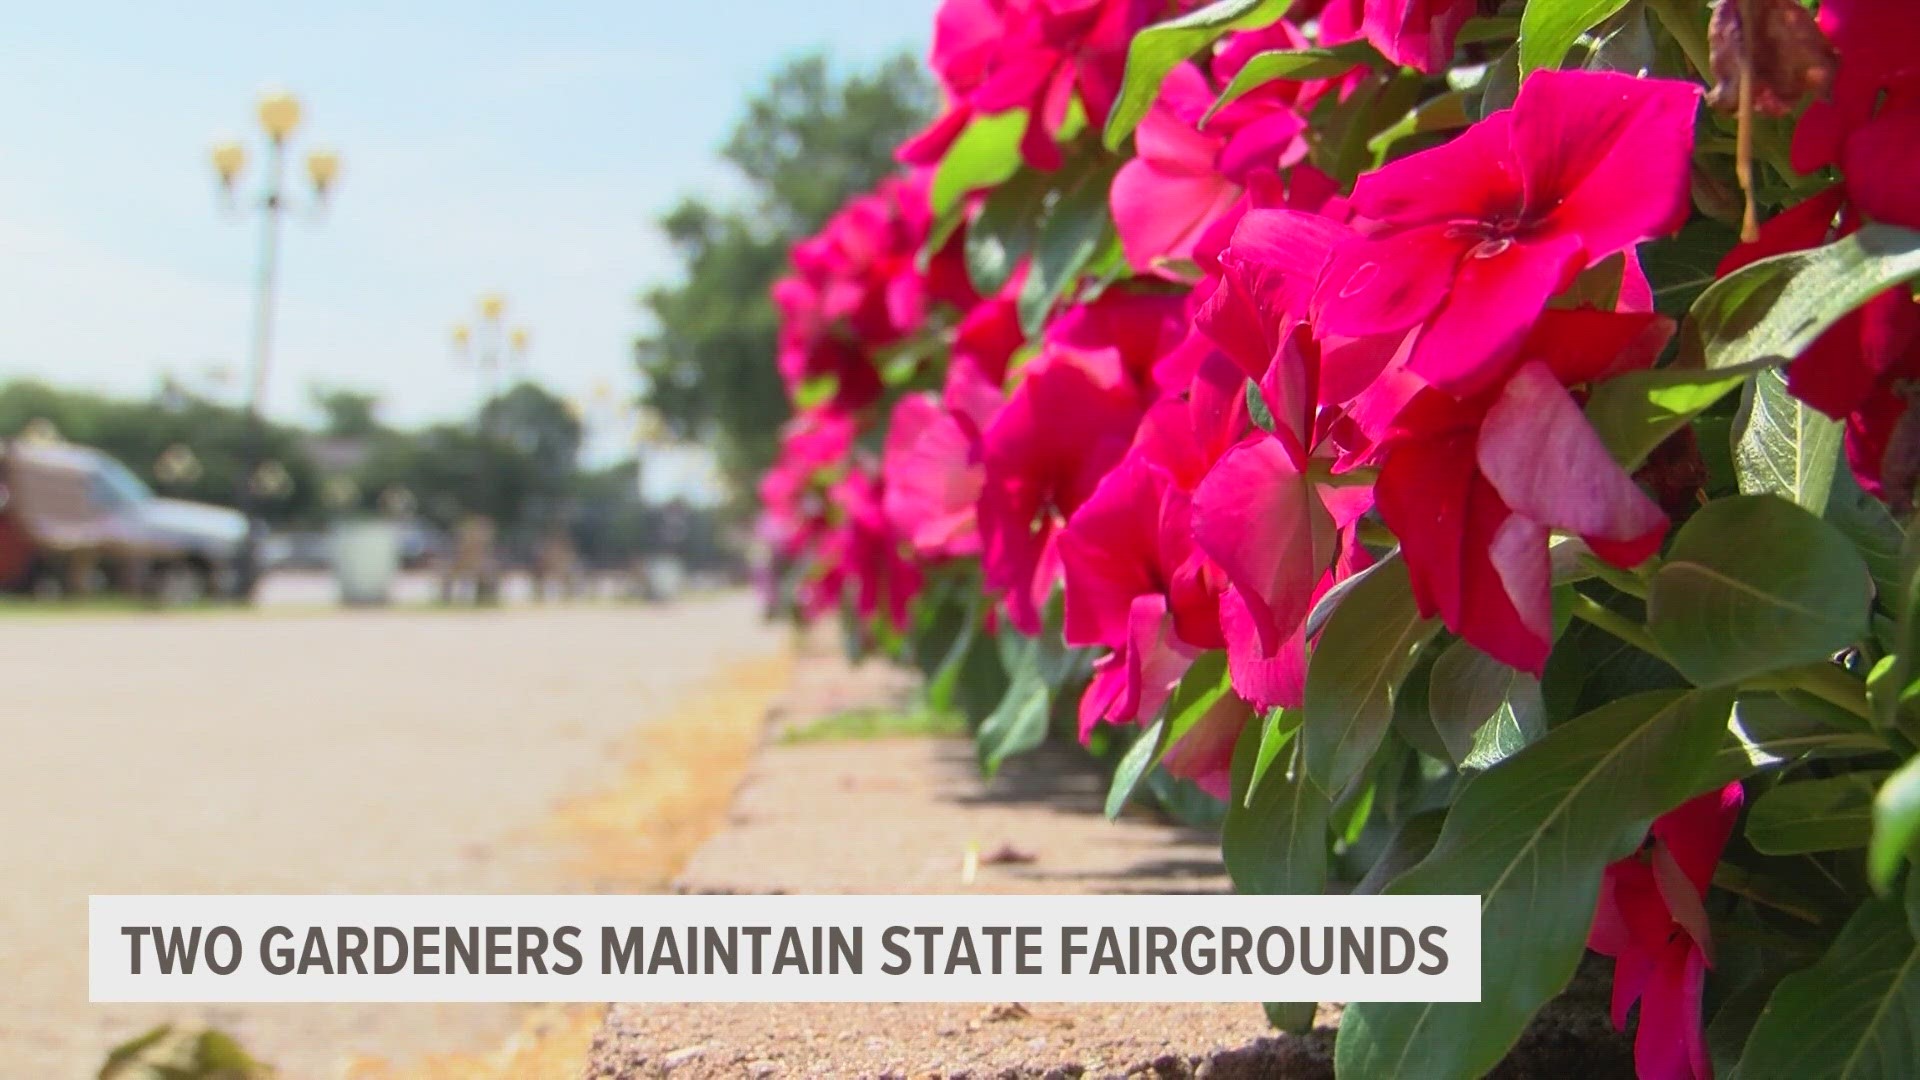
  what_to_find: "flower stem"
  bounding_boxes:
[1566,592,1672,664]
[1578,555,1651,600]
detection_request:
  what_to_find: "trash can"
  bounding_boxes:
[331,518,402,606]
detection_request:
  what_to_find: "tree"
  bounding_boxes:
[310,385,383,439]
[635,52,932,499]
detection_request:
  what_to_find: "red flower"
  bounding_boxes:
[903,0,1155,171]
[977,348,1144,633]
[882,393,986,560]
[1375,310,1673,674]
[1318,0,1479,74]
[1314,69,1698,396]
[1060,453,1222,727]
[1721,188,1920,503]
[1110,30,1317,273]
[1589,783,1745,1080]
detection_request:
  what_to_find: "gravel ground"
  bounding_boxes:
[0,594,783,1079]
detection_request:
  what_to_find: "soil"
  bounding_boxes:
[586,640,1637,1080]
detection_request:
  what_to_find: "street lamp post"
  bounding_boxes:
[447,296,529,604]
[211,89,339,598]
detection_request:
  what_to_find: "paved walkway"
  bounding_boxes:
[0,594,783,1079]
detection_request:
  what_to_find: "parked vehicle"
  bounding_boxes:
[0,441,252,600]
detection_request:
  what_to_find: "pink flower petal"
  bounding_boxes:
[1477,360,1669,564]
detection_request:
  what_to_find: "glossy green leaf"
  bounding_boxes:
[1366,89,1472,165]
[1246,707,1297,801]
[1224,711,1327,895]
[1585,364,1758,473]
[1105,717,1166,820]
[1689,223,1920,372]
[1353,809,1447,895]
[1828,465,1907,604]
[1648,495,1872,687]
[1519,0,1632,73]
[1164,650,1232,749]
[965,168,1049,295]
[1702,694,1887,790]
[930,110,1027,215]
[1304,558,1441,796]
[1104,0,1294,149]
[1426,639,1545,770]
[1734,887,1920,1080]
[1735,368,1845,514]
[1337,688,1734,1080]
[1245,377,1277,433]
[1747,773,1885,855]
[976,662,1050,775]
[1204,43,1372,125]
[1871,755,1920,893]
[1017,155,1121,334]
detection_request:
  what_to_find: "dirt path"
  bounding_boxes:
[0,594,784,1079]
[587,646,1333,1079]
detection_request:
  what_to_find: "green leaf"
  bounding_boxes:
[1828,465,1908,604]
[1426,639,1545,770]
[1519,0,1632,73]
[1104,0,1294,149]
[1336,687,1735,1080]
[1304,558,1441,796]
[1246,707,1298,802]
[1647,495,1873,687]
[1354,809,1447,895]
[976,662,1050,775]
[1017,157,1120,335]
[1734,889,1920,1080]
[1105,717,1166,820]
[1703,694,1888,789]
[1263,999,1316,1035]
[966,168,1050,296]
[1871,755,1920,893]
[930,110,1027,215]
[1689,222,1920,372]
[1735,368,1845,514]
[1366,89,1472,165]
[1747,773,1885,855]
[1164,651,1233,749]
[1585,364,1758,473]
[1224,711,1328,895]
[1245,377,1277,433]
[1204,44,1373,125]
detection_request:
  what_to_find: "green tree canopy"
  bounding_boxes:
[635,52,931,499]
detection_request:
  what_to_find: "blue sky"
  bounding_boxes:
[0,0,937,457]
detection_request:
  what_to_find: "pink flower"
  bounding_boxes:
[1313,69,1699,396]
[1109,26,1324,274]
[1721,189,1920,502]
[757,411,858,562]
[1060,453,1223,730]
[978,348,1144,633]
[1589,783,1745,1080]
[799,466,923,634]
[903,0,1155,171]
[1044,287,1190,391]
[1374,310,1674,674]
[1318,0,1478,74]
[1791,0,1920,183]
[883,393,986,560]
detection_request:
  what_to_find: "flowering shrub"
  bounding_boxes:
[756,0,1920,1076]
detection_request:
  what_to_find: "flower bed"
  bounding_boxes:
[754,1,1920,1077]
